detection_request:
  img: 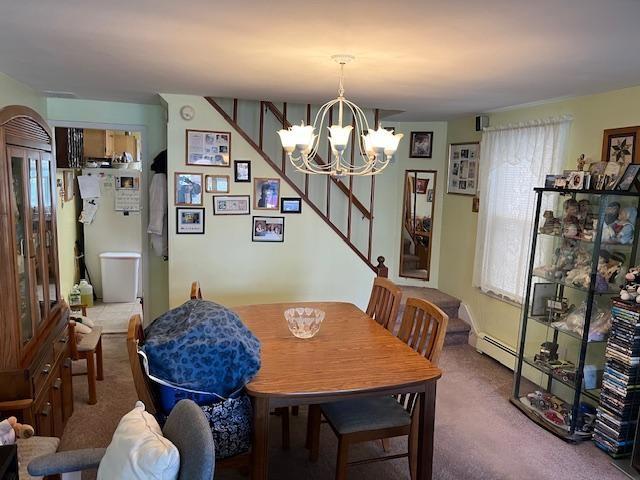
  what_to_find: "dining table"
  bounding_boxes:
[234,301,442,480]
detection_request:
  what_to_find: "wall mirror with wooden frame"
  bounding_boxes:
[400,170,437,280]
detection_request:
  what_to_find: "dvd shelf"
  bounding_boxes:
[512,188,640,442]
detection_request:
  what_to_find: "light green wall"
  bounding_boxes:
[441,84,640,348]
[56,171,79,300]
[0,73,46,115]
[46,98,169,321]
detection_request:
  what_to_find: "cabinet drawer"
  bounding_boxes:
[31,348,55,397]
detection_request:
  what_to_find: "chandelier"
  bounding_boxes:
[277,55,403,177]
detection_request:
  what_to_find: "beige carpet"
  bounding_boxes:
[60,334,627,480]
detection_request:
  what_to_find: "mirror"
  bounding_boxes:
[400,170,437,280]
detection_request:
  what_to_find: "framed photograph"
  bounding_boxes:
[176,207,205,234]
[531,283,556,317]
[602,126,639,166]
[616,164,640,191]
[205,174,230,193]
[175,172,203,206]
[566,171,585,190]
[63,170,74,201]
[213,195,250,215]
[186,129,231,167]
[603,161,622,190]
[252,216,284,242]
[415,179,428,194]
[281,197,302,214]
[115,175,139,190]
[410,131,433,158]
[234,160,251,182]
[545,175,560,188]
[447,142,479,195]
[254,178,280,210]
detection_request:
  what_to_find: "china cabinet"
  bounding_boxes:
[0,105,72,438]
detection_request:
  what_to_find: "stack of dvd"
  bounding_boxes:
[594,300,640,457]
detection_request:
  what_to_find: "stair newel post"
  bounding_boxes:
[376,256,388,278]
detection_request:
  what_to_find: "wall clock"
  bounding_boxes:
[180,105,195,121]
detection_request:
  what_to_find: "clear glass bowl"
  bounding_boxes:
[284,307,325,339]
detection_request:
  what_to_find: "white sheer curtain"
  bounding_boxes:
[473,116,572,303]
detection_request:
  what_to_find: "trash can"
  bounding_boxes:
[99,252,141,302]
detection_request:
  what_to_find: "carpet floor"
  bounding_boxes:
[60,334,627,480]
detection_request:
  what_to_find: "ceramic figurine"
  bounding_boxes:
[539,210,561,235]
[611,206,637,245]
[577,153,586,171]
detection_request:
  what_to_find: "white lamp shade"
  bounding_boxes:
[277,129,296,152]
[328,125,353,148]
[384,132,404,155]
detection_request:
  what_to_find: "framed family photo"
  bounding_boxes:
[281,197,302,214]
[186,129,231,167]
[254,177,280,210]
[213,195,250,215]
[410,131,433,158]
[205,174,230,193]
[616,164,640,191]
[234,160,251,182]
[175,172,203,206]
[252,216,285,242]
[176,207,205,234]
[447,142,479,196]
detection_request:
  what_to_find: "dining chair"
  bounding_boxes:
[307,297,448,480]
[366,277,403,331]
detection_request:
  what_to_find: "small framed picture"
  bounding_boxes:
[234,160,251,182]
[116,175,139,190]
[602,127,637,165]
[176,207,205,234]
[410,132,433,158]
[616,164,640,191]
[415,179,429,194]
[566,171,585,190]
[447,142,479,195]
[175,172,203,206]
[254,178,280,210]
[205,175,230,193]
[531,283,556,317]
[63,171,75,201]
[281,197,302,214]
[186,129,231,167]
[252,216,284,242]
[213,195,250,215]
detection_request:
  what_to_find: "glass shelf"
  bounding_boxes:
[532,274,620,295]
[528,315,608,343]
[537,232,633,251]
[522,356,600,402]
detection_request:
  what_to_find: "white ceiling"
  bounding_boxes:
[2,0,640,120]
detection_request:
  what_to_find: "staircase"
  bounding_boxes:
[205,97,380,272]
[397,286,471,346]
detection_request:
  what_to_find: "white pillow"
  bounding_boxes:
[73,322,92,335]
[97,401,179,480]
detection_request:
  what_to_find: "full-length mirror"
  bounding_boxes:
[400,170,437,280]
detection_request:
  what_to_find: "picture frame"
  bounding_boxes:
[176,207,205,234]
[174,172,203,206]
[427,189,434,202]
[616,164,640,191]
[601,126,639,166]
[566,171,585,190]
[212,195,250,215]
[253,177,280,210]
[409,131,433,158]
[234,160,251,182]
[531,283,556,317]
[205,174,230,193]
[186,129,231,167]
[252,216,285,242]
[115,175,139,190]
[281,197,302,214]
[63,170,74,201]
[447,142,479,195]
[415,179,428,194]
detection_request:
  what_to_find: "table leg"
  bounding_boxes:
[416,381,437,480]
[251,396,270,480]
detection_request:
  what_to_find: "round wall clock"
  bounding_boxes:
[180,105,195,121]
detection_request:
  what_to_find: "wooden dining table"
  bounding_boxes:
[234,301,442,480]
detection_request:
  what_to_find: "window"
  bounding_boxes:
[473,116,572,303]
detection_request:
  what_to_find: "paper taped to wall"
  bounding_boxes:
[77,175,101,199]
[79,199,99,224]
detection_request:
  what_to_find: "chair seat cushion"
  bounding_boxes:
[321,396,411,435]
[17,436,60,480]
[78,325,103,352]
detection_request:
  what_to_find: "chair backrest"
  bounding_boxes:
[126,314,158,415]
[163,399,215,480]
[366,277,402,330]
[190,281,202,300]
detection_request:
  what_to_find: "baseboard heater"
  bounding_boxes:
[473,332,516,370]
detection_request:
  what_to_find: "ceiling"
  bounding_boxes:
[2,0,640,120]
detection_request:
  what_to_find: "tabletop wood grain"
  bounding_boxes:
[234,302,442,399]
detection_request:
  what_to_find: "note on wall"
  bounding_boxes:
[77,175,101,199]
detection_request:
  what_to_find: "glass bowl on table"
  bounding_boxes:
[284,307,325,339]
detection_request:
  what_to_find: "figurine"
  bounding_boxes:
[611,206,636,245]
[539,210,561,235]
[577,153,586,171]
[604,201,621,226]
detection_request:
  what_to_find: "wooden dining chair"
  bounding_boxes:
[366,277,402,331]
[67,305,104,405]
[307,297,448,480]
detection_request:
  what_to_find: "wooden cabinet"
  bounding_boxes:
[83,129,137,159]
[0,106,73,439]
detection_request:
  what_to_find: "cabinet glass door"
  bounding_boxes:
[9,148,35,343]
[28,152,47,322]
[41,153,59,308]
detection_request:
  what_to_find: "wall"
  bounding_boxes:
[55,171,80,299]
[0,72,46,115]
[440,84,640,349]
[46,98,169,321]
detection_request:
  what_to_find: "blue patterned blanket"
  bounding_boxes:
[142,300,261,398]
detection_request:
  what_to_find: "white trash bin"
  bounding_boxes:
[99,252,141,303]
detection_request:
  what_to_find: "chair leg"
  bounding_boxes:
[96,338,104,381]
[85,352,97,405]
[307,404,321,461]
[408,403,420,480]
[335,436,350,480]
[279,407,290,450]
